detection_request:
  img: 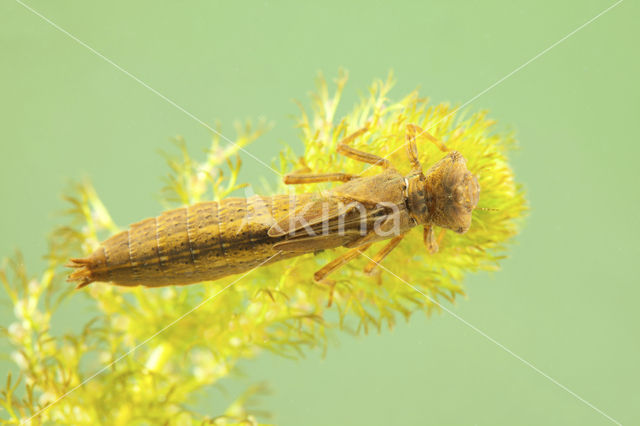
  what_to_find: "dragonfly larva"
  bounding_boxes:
[67,124,479,289]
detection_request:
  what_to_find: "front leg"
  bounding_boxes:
[423,225,438,254]
[407,124,449,153]
[405,126,423,173]
[423,225,447,254]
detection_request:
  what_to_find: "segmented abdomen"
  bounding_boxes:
[68,194,314,288]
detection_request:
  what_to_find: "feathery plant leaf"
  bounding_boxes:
[0,73,525,424]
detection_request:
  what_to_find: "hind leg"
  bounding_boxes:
[284,172,356,184]
[314,243,373,306]
[337,127,392,168]
[314,243,374,283]
[282,126,385,186]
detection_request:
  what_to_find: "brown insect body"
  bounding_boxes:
[68,126,480,289]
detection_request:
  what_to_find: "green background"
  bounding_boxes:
[1,1,638,424]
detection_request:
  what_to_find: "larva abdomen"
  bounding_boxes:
[67,195,312,288]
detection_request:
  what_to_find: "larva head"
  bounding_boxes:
[424,151,479,233]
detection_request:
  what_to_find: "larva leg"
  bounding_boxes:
[337,127,391,168]
[405,126,423,173]
[407,123,449,152]
[284,172,355,185]
[314,243,373,307]
[423,225,439,254]
[363,235,405,275]
[337,144,391,168]
[313,243,373,283]
[436,227,446,248]
[340,125,369,145]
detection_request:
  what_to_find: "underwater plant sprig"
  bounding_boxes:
[0,73,525,424]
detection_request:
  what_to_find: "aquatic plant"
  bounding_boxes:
[0,72,525,424]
